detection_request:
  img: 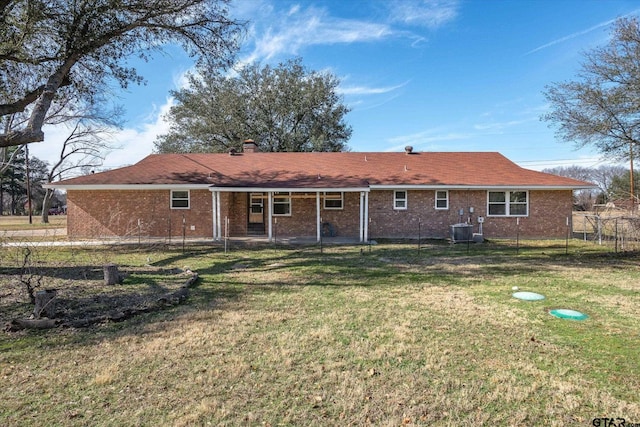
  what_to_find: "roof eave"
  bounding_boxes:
[43,183,213,190]
[369,184,597,190]
[210,186,371,193]
[46,183,598,191]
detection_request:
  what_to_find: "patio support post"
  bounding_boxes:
[359,191,365,242]
[364,191,369,242]
[268,191,273,242]
[211,191,217,240]
[215,191,221,240]
[316,192,321,242]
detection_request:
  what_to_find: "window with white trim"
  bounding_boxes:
[273,192,291,216]
[323,192,343,210]
[487,191,528,216]
[171,190,190,209]
[435,190,449,210]
[394,190,407,210]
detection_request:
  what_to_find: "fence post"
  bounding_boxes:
[182,214,186,253]
[319,216,323,254]
[224,216,229,253]
[615,218,618,253]
[566,216,569,255]
[516,217,520,255]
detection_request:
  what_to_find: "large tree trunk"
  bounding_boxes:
[0,58,76,148]
[41,188,54,223]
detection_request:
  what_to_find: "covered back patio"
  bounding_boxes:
[210,188,371,243]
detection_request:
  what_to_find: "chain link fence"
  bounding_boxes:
[573,210,640,252]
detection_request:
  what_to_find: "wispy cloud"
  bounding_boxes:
[244,5,392,63]
[384,113,537,152]
[339,81,409,96]
[516,155,610,171]
[473,117,536,132]
[240,0,461,64]
[388,0,460,29]
[525,9,640,55]
[385,128,471,152]
[100,99,174,169]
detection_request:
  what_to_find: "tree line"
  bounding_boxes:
[543,164,637,211]
[0,145,62,217]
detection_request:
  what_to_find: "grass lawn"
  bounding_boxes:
[1,240,639,426]
[0,215,66,230]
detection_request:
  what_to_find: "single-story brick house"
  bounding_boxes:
[46,142,594,242]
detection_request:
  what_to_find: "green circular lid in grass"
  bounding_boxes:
[512,291,545,301]
[549,309,589,320]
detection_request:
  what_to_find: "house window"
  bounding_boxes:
[273,192,291,216]
[435,190,449,210]
[394,190,407,210]
[487,191,528,216]
[171,190,190,209]
[324,192,343,210]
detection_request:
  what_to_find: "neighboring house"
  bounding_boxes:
[45,141,595,241]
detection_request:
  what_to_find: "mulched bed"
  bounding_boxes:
[1,264,198,331]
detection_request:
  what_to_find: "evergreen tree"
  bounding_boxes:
[156,58,352,153]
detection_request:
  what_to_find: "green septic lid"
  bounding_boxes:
[549,309,589,320]
[512,291,545,301]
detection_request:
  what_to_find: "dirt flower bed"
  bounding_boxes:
[1,264,195,329]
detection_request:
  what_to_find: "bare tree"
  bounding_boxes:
[0,0,243,148]
[591,164,628,202]
[41,120,114,223]
[542,17,640,211]
[0,85,120,221]
[543,164,629,209]
[543,165,596,210]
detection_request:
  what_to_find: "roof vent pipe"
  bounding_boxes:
[405,146,413,154]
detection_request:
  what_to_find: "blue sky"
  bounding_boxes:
[33,0,640,172]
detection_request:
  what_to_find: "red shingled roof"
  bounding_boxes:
[49,151,594,189]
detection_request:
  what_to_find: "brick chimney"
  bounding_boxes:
[243,139,258,153]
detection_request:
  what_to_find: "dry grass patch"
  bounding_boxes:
[0,215,67,230]
[1,241,639,425]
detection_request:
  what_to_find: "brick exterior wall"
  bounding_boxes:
[67,189,213,238]
[268,192,361,238]
[368,189,573,239]
[67,188,574,240]
[227,192,248,236]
